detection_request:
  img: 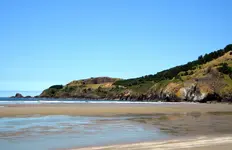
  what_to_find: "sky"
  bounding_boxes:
[0,0,232,93]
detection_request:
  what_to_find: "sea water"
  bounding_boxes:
[0,97,195,105]
[0,115,168,150]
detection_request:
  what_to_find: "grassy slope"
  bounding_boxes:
[40,77,120,98]
[115,51,232,100]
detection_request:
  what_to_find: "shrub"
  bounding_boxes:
[49,85,63,89]
[218,63,232,74]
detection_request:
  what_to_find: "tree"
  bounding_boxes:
[218,63,232,74]
[49,85,63,89]
[198,55,204,64]
[224,44,232,52]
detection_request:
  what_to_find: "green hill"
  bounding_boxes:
[40,77,120,99]
[40,44,232,102]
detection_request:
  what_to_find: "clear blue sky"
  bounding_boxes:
[0,0,231,92]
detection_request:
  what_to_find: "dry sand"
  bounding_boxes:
[0,103,232,117]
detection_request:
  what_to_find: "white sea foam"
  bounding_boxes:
[0,100,197,105]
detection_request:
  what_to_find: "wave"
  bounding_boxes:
[0,100,196,105]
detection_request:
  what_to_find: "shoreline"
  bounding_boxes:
[4,96,232,103]
[1,103,232,150]
[1,103,232,117]
[72,135,232,150]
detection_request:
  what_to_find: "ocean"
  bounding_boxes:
[0,97,194,105]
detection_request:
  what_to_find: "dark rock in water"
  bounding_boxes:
[25,96,32,98]
[11,93,24,98]
[34,95,40,98]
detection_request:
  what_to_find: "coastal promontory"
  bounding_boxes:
[40,44,232,103]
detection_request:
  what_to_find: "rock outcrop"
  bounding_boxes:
[11,93,24,98]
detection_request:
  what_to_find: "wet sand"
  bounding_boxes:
[73,136,232,150]
[0,103,232,117]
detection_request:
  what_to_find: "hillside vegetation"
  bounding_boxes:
[40,44,232,102]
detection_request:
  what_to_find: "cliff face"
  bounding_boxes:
[157,52,232,102]
[40,50,232,103]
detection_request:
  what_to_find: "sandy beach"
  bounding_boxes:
[1,103,232,150]
[0,103,232,117]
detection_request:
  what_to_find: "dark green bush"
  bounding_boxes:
[218,63,232,74]
[49,85,63,89]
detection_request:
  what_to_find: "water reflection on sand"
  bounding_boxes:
[128,112,232,136]
[0,115,167,150]
[1,112,232,150]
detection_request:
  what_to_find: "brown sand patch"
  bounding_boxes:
[0,103,232,117]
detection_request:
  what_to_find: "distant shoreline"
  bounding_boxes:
[3,97,232,106]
